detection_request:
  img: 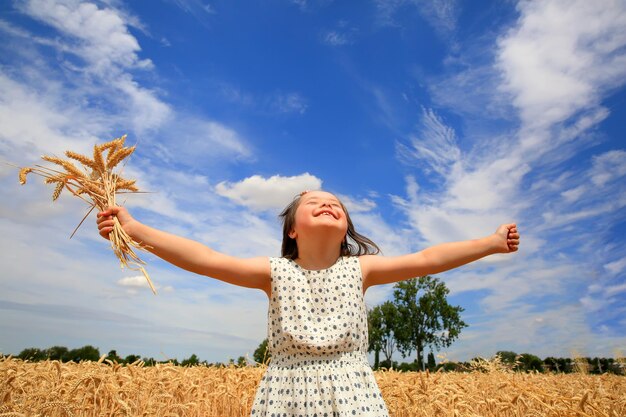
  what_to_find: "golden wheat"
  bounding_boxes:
[1,357,624,417]
[17,136,155,294]
[92,145,106,175]
[41,156,87,180]
[52,181,64,201]
[65,151,97,171]
[107,145,135,170]
[18,168,32,185]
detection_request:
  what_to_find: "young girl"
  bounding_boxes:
[97,190,520,417]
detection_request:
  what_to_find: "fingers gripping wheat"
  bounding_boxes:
[17,135,156,294]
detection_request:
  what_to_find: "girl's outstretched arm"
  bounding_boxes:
[360,224,519,291]
[97,206,271,295]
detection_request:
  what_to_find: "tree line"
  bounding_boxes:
[8,344,624,375]
[7,276,625,375]
[374,351,626,375]
[8,345,249,367]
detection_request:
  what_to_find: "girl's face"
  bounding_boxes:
[289,191,348,241]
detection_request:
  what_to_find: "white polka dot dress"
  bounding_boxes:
[250,256,390,417]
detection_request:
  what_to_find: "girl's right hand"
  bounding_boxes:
[96,206,136,240]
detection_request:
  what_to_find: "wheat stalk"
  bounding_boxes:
[17,135,156,294]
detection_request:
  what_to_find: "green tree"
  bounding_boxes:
[397,360,419,372]
[367,301,400,369]
[181,353,200,367]
[253,339,271,364]
[45,346,69,361]
[543,356,561,372]
[427,351,436,371]
[368,308,382,369]
[66,345,100,362]
[496,350,520,370]
[18,347,46,361]
[518,353,543,372]
[143,357,157,366]
[237,356,247,367]
[496,350,518,364]
[393,276,467,371]
[105,350,122,363]
[123,354,141,364]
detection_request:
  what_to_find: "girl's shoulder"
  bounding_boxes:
[268,256,295,270]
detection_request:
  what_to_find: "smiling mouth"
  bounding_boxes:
[316,210,337,218]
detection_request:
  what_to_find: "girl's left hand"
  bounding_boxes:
[494,223,520,253]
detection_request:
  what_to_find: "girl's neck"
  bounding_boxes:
[295,239,341,270]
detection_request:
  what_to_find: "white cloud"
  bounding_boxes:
[336,194,377,214]
[416,0,458,37]
[393,109,525,248]
[0,2,250,182]
[6,0,172,137]
[561,185,586,202]
[113,76,171,134]
[605,283,626,298]
[590,150,626,187]
[117,275,151,288]
[156,117,253,167]
[444,303,625,360]
[388,0,626,361]
[446,157,530,212]
[20,0,152,73]
[604,258,626,275]
[351,211,414,257]
[497,0,626,132]
[396,107,461,179]
[0,0,281,361]
[215,173,323,211]
[0,73,98,160]
[117,275,175,294]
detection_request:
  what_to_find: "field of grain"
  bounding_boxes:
[1,357,625,416]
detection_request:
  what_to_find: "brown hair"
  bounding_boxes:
[279,192,381,260]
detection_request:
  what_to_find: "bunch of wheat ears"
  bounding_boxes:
[18,135,156,294]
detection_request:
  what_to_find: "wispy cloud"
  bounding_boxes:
[289,0,334,13]
[0,0,274,360]
[605,258,626,276]
[321,20,358,46]
[396,107,461,180]
[323,30,351,46]
[268,92,308,115]
[167,0,217,27]
[374,0,459,39]
[389,0,626,358]
[218,83,308,116]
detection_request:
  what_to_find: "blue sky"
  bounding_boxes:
[1,0,625,364]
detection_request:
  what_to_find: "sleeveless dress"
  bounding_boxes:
[250,256,390,417]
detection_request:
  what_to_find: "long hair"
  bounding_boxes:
[279,192,381,260]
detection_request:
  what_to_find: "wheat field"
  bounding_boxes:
[1,357,624,417]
